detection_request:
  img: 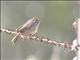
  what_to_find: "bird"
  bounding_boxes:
[11,17,40,45]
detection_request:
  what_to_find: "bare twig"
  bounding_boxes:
[0,28,72,49]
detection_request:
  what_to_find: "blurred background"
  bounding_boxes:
[1,1,80,60]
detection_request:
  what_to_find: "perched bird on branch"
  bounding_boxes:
[11,17,40,45]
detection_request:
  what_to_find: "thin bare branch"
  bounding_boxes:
[0,28,72,49]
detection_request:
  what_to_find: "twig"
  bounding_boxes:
[0,28,72,49]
